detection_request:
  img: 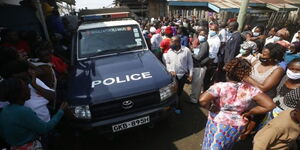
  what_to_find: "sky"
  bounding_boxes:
[75,0,114,10]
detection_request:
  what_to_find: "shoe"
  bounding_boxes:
[174,109,181,115]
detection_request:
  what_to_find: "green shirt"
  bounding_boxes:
[0,104,64,146]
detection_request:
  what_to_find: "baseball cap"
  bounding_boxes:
[241,41,257,50]
[165,27,173,35]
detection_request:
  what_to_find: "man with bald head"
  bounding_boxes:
[223,22,243,64]
[163,36,193,112]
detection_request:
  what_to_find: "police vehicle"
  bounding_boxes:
[66,9,178,133]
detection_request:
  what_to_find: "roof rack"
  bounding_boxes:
[81,12,130,22]
[79,7,131,16]
[78,7,132,23]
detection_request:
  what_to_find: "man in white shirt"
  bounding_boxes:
[204,24,221,90]
[163,36,193,114]
[163,36,193,110]
[207,24,221,64]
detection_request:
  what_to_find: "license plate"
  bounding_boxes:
[112,116,150,132]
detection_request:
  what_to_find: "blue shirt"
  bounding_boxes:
[284,52,300,64]
[180,35,189,47]
[0,104,64,146]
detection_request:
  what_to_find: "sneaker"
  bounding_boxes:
[174,109,181,115]
[189,97,198,104]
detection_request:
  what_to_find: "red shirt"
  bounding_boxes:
[160,38,171,53]
[50,55,68,74]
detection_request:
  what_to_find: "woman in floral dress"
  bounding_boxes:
[199,58,276,150]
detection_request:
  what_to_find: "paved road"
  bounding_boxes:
[53,85,253,150]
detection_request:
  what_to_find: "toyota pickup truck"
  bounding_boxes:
[65,10,178,133]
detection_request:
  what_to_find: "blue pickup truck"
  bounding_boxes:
[65,11,178,133]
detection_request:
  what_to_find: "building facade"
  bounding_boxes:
[115,0,167,18]
[166,0,300,28]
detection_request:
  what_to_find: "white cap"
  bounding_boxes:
[151,18,155,23]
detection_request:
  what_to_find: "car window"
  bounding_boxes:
[78,25,146,58]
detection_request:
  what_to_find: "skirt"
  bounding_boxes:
[202,119,245,150]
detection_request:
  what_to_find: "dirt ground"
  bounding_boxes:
[53,84,253,150]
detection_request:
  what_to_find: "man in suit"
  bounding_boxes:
[223,22,244,64]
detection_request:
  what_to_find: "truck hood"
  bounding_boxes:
[68,50,172,105]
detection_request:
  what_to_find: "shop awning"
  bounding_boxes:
[167,0,300,13]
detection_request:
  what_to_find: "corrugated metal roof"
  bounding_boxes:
[251,0,300,4]
[268,3,297,11]
[210,0,240,9]
[168,0,300,5]
[167,0,300,12]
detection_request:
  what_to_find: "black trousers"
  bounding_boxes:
[175,75,187,110]
[176,75,187,97]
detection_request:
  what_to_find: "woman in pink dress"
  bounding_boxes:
[199,58,275,150]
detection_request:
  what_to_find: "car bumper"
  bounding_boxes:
[65,95,178,133]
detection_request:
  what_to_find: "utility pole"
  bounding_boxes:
[237,0,249,32]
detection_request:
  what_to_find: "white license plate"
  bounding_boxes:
[112,116,150,132]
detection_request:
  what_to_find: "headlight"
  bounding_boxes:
[70,105,91,119]
[159,80,177,101]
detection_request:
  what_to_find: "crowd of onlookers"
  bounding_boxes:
[140,16,300,149]
[1,5,300,149]
[0,1,74,150]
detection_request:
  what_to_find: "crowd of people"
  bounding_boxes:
[1,5,300,149]
[0,1,74,150]
[141,16,300,149]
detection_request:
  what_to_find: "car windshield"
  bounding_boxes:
[78,25,146,58]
